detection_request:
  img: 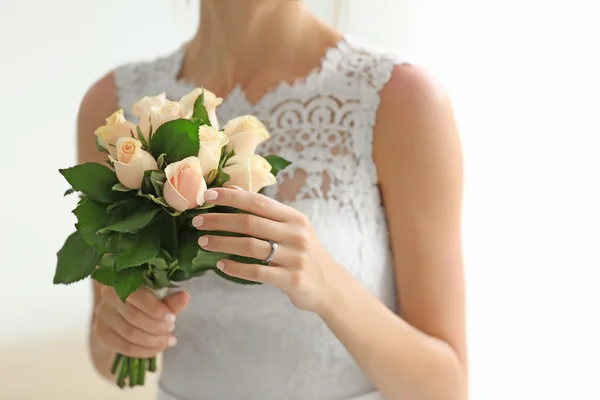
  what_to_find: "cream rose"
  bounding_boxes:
[222,154,277,193]
[94,109,137,158]
[179,88,223,130]
[110,137,158,190]
[132,93,187,136]
[223,115,270,155]
[198,125,229,178]
[131,93,167,117]
[163,156,208,212]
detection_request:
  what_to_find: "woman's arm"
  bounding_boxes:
[76,72,123,380]
[184,62,467,398]
[318,65,468,400]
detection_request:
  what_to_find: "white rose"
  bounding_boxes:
[198,125,229,178]
[94,109,137,158]
[222,154,276,193]
[110,137,158,189]
[132,93,187,136]
[179,88,223,130]
[223,115,270,155]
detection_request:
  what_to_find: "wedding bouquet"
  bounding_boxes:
[53,88,290,388]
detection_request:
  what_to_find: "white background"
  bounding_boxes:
[1,0,599,399]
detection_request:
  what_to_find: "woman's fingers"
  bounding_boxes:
[163,291,191,315]
[201,187,298,222]
[117,302,175,336]
[124,287,178,323]
[94,323,171,358]
[216,259,293,288]
[193,212,289,241]
[94,301,176,358]
[198,235,290,265]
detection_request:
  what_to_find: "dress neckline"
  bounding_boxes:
[170,34,350,110]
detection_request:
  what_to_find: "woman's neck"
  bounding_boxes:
[181,0,341,98]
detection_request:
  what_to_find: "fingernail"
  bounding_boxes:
[168,324,176,333]
[204,189,218,201]
[229,185,244,191]
[168,335,178,347]
[164,313,176,324]
[192,215,204,227]
[198,236,209,247]
[216,260,225,270]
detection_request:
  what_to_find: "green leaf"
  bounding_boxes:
[157,153,167,170]
[99,204,161,234]
[158,214,178,258]
[151,269,172,288]
[150,119,200,164]
[98,254,117,269]
[177,229,201,276]
[73,198,111,252]
[263,155,292,176]
[149,170,166,196]
[64,188,75,196]
[220,148,236,169]
[212,170,230,187]
[169,269,191,281]
[193,103,211,127]
[210,148,235,187]
[54,231,102,284]
[112,183,132,192]
[192,248,228,273]
[113,267,145,302]
[151,257,169,270]
[59,163,119,204]
[114,222,162,269]
[191,88,211,126]
[141,170,158,196]
[104,235,120,253]
[91,267,116,287]
[107,197,147,223]
[136,125,151,150]
[198,88,205,106]
[145,194,173,209]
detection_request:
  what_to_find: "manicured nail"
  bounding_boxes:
[192,215,204,227]
[198,236,209,247]
[168,336,178,347]
[216,260,225,270]
[229,185,244,191]
[168,324,176,333]
[204,189,218,201]
[164,313,176,324]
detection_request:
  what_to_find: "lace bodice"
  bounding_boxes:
[114,35,404,400]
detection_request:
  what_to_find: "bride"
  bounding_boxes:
[77,1,468,399]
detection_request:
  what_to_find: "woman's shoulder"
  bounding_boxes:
[323,35,409,93]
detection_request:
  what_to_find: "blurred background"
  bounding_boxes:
[1,0,599,399]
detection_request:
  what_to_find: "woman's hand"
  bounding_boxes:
[192,187,345,313]
[92,286,190,358]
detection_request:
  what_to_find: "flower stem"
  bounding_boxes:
[149,357,157,372]
[117,356,129,389]
[138,358,147,386]
[129,357,139,387]
[110,353,123,375]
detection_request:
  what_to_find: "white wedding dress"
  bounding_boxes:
[114,34,406,400]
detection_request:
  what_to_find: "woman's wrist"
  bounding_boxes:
[314,262,361,321]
